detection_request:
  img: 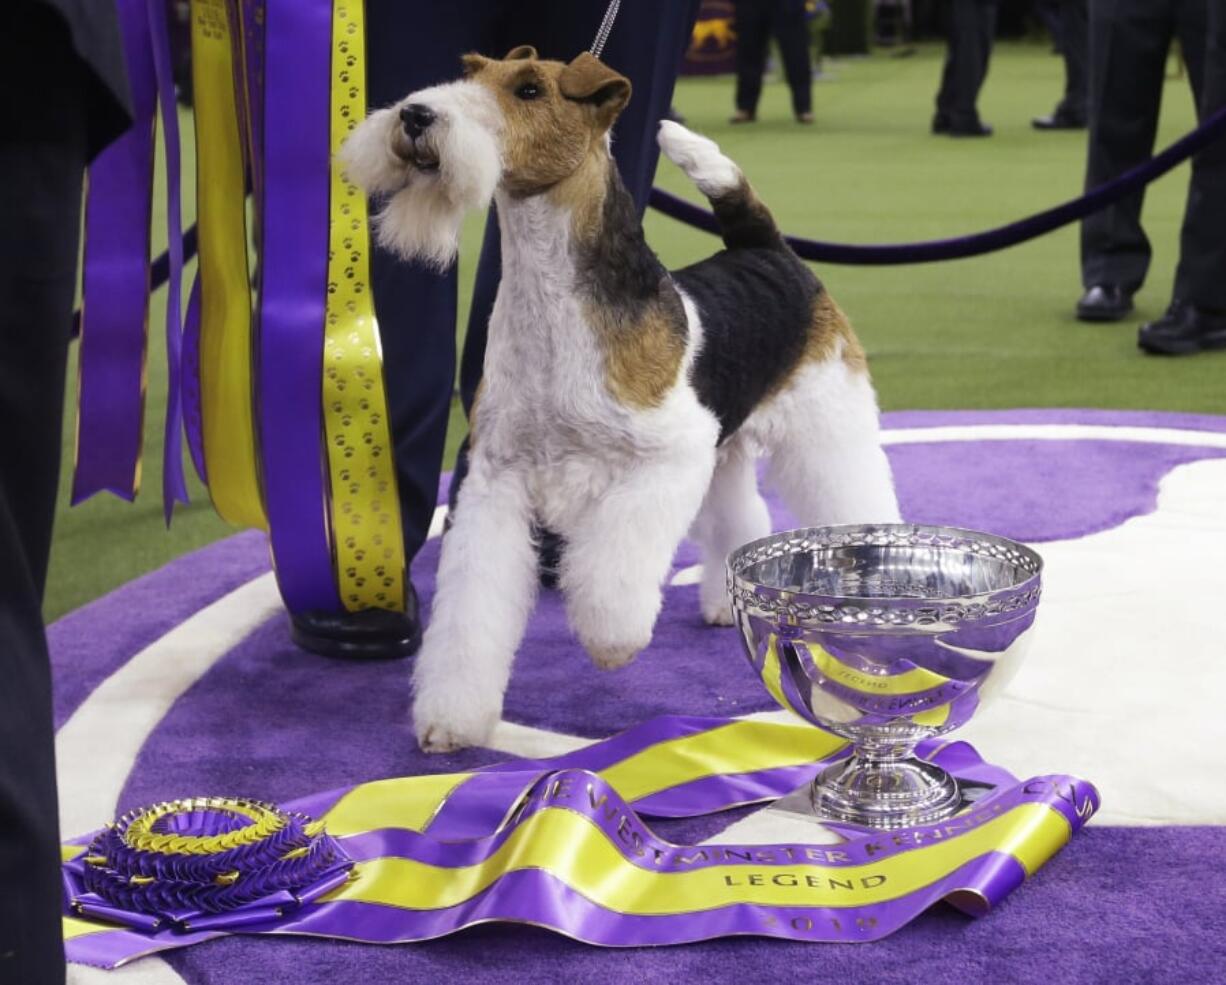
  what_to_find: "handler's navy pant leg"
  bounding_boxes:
[366,1,503,565]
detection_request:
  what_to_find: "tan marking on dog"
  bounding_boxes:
[809,291,868,373]
[764,291,868,406]
[464,51,629,199]
[586,289,687,410]
[549,150,610,241]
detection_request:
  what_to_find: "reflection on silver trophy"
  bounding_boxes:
[728,524,1042,830]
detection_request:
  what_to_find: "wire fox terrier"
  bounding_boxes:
[342,47,901,752]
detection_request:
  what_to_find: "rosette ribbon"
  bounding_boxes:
[62,716,1099,968]
[64,798,352,935]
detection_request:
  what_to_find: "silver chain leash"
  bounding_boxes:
[590,0,622,58]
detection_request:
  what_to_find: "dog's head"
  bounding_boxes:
[340,46,631,269]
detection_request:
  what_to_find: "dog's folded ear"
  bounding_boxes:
[461,53,490,77]
[559,52,632,130]
[504,45,538,60]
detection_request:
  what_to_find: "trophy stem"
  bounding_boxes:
[810,742,961,830]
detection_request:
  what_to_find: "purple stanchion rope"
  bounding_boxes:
[651,104,1226,265]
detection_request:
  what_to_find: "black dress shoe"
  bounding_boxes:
[1138,300,1226,355]
[1032,112,1086,130]
[1075,284,1134,322]
[291,585,422,660]
[948,120,993,138]
[931,112,950,134]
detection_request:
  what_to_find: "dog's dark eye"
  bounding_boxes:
[515,82,540,101]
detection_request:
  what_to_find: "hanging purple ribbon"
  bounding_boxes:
[257,0,344,613]
[147,0,189,522]
[180,274,207,484]
[238,0,267,210]
[73,0,159,505]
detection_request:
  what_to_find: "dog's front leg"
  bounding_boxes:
[560,447,715,670]
[412,462,537,753]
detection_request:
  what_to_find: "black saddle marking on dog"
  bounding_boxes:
[674,247,820,443]
[575,167,687,336]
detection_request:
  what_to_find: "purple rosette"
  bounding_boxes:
[65,798,352,932]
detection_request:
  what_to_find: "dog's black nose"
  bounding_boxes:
[400,103,435,139]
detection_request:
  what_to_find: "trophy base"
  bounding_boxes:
[806,754,963,830]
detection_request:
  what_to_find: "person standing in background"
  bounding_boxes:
[1,3,130,983]
[730,0,816,124]
[1075,0,1214,324]
[933,0,998,137]
[1138,0,1226,354]
[1033,0,1088,129]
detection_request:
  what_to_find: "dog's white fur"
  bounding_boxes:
[343,77,899,752]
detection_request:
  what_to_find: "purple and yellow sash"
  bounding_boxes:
[62,717,1098,968]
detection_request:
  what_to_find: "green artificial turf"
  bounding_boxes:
[43,42,1223,621]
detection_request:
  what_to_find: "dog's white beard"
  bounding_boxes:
[340,94,501,271]
[373,178,476,271]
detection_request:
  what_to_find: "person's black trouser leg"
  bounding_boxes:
[0,9,91,985]
[972,0,997,114]
[366,1,504,568]
[1056,0,1089,120]
[732,0,772,115]
[452,0,701,504]
[1173,0,1224,310]
[772,1,814,117]
[937,0,995,127]
[1081,0,1179,291]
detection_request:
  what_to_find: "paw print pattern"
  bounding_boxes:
[321,0,405,615]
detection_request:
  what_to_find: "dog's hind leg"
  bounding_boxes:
[560,443,716,670]
[690,442,771,625]
[412,462,538,753]
[762,360,901,527]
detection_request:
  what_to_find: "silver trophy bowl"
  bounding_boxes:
[728,524,1042,830]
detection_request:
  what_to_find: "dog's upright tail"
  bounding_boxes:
[657,120,785,252]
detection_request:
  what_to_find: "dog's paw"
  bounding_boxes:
[412,688,499,753]
[416,720,482,754]
[584,638,647,671]
[702,602,735,626]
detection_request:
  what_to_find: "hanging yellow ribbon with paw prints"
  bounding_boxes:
[322,0,406,611]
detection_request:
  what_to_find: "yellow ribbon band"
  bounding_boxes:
[322,0,407,611]
[319,720,849,838]
[191,0,267,530]
[330,800,1071,916]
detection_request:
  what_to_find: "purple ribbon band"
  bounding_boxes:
[147,0,189,522]
[63,717,1099,969]
[180,274,207,483]
[257,0,342,613]
[74,0,158,506]
[75,0,190,515]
